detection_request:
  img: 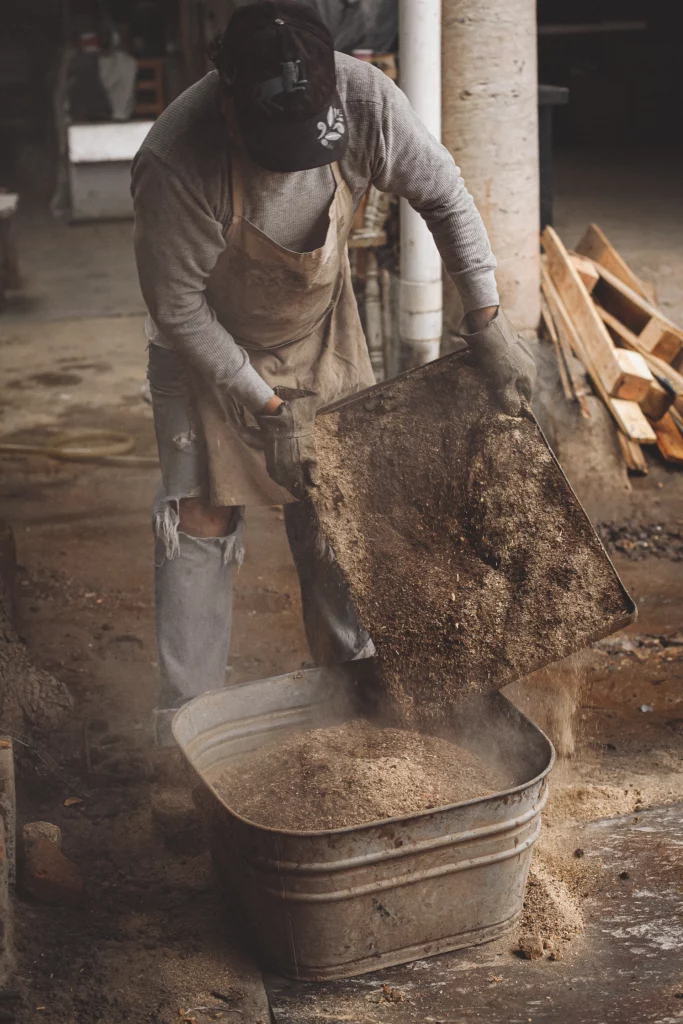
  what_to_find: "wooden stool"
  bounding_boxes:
[135,58,165,118]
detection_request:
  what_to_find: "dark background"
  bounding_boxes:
[0,0,680,195]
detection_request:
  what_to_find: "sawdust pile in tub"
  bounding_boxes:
[310,355,633,727]
[210,719,513,831]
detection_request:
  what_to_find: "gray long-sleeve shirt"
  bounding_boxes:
[132,53,498,412]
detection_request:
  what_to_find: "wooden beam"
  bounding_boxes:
[588,260,683,364]
[613,348,654,403]
[569,251,599,293]
[610,399,657,445]
[595,304,683,415]
[616,432,647,474]
[540,295,573,401]
[575,223,652,302]
[540,271,591,418]
[542,265,657,444]
[640,378,674,422]
[542,226,627,396]
[652,413,683,464]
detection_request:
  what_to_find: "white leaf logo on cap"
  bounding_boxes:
[317,106,345,147]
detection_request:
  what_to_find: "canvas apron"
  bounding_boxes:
[192,156,375,507]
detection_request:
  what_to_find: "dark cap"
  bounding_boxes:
[214,0,347,172]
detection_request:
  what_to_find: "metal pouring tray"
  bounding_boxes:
[173,666,555,981]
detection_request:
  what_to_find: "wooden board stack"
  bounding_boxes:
[541,224,683,472]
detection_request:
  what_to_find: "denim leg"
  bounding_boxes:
[147,345,244,743]
[153,502,242,707]
[283,499,373,665]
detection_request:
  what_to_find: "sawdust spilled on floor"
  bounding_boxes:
[210,718,513,831]
[547,783,640,824]
[516,817,610,959]
[517,859,586,959]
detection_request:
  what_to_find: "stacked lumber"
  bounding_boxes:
[540,223,683,472]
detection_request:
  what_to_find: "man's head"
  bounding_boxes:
[211,0,347,172]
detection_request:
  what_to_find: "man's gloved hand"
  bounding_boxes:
[256,388,318,501]
[463,308,536,416]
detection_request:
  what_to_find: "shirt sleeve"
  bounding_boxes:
[368,74,499,313]
[131,150,275,412]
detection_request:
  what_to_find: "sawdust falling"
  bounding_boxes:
[312,356,633,728]
[509,652,588,759]
[210,718,513,831]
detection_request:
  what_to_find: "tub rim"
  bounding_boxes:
[173,676,556,839]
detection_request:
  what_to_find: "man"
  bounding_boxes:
[131,0,534,741]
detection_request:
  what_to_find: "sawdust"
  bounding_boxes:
[518,861,585,958]
[507,652,587,760]
[546,783,640,824]
[312,355,633,727]
[210,718,513,831]
[516,828,606,958]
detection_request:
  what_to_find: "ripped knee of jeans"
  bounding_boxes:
[173,428,197,452]
[154,499,182,560]
[153,497,245,567]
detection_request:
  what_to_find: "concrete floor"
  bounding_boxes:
[554,147,683,326]
[267,805,683,1024]
[1,148,683,1023]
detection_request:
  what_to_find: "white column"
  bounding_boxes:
[399,0,444,367]
[442,0,540,331]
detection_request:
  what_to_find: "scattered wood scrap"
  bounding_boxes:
[540,294,572,402]
[568,251,599,294]
[653,413,683,465]
[591,262,683,364]
[540,224,683,472]
[575,223,653,303]
[616,433,648,475]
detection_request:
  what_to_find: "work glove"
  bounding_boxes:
[256,388,319,501]
[463,308,536,416]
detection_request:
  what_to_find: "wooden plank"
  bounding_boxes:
[652,413,683,465]
[617,432,648,474]
[640,378,674,422]
[637,318,683,363]
[588,259,683,364]
[640,279,659,307]
[542,226,626,395]
[569,251,599,293]
[541,271,591,418]
[540,296,573,401]
[542,265,657,443]
[613,348,654,403]
[611,399,658,444]
[595,304,683,415]
[575,223,652,302]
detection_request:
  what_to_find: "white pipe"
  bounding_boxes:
[399,0,443,367]
[365,251,385,380]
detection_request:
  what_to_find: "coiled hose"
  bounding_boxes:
[0,429,158,467]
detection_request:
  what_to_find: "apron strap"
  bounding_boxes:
[330,161,343,186]
[231,155,244,220]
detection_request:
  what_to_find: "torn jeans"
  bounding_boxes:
[148,344,372,720]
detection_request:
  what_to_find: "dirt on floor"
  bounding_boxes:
[2,326,683,1021]
[2,172,683,1019]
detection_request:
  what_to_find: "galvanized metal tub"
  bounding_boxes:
[173,667,555,981]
